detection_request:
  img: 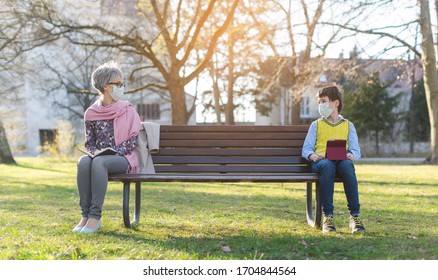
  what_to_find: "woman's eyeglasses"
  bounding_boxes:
[108,82,125,88]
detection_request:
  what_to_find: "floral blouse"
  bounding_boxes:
[85,119,138,156]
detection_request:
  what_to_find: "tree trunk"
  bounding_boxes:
[375,129,380,155]
[0,119,16,165]
[419,0,438,163]
[226,26,235,125]
[435,0,438,57]
[292,95,301,124]
[208,58,222,124]
[408,57,416,154]
[213,74,222,124]
[169,70,188,125]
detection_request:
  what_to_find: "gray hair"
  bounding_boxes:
[91,61,124,95]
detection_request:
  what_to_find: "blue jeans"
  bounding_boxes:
[311,159,360,217]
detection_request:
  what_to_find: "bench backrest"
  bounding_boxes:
[152,125,311,175]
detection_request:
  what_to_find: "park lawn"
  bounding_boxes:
[0,157,437,260]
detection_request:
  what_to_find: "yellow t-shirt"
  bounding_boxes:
[315,118,350,157]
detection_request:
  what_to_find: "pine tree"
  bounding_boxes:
[405,79,430,144]
[343,72,400,155]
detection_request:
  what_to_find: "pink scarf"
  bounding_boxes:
[84,99,142,173]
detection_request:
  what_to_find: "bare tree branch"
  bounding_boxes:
[322,21,421,57]
[178,0,218,67]
[176,1,202,53]
[183,0,240,85]
[125,83,168,93]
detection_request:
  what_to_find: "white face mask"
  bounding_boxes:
[318,102,333,119]
[110,85,125,101]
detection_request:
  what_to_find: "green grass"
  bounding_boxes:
[0,158,437,260]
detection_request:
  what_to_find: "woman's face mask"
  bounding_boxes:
[110,85,125,101]
[318,102,333,119]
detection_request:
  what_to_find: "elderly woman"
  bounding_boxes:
[73,61,142,234]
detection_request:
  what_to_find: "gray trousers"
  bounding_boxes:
[76,155,129,220]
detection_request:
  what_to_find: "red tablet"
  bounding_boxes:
[325,140,347,160]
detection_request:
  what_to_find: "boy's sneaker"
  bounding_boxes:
[322,215,336,233]
[349,215,366,233]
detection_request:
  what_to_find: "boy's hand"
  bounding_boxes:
[309,153,324,162]
[347,153,355,161]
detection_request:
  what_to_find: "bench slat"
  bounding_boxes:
[155,148,303,156]
[153,156,307,164]
[160,139,304,147]
[160,125,310,133]
[160,132,307,140]
[155,165,311,173]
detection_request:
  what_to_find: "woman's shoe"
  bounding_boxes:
[80,220,101,234]
[72,218,88,233]
[72,225,83,233]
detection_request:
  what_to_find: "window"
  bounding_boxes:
[39,129,57,151]
[300,97,310,118]
[137,103,161,121]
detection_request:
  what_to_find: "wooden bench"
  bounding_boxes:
[108,125,323,229]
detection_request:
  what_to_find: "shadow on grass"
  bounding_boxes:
[15,163,71,174]
[358,180,438,188]
[111,183,308,221]
[96,221,438,260]
[99,229,308,259]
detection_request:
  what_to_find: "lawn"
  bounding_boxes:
[0,157,437,260]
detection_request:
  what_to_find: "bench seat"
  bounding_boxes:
[108,173,319,182]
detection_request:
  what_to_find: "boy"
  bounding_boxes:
[302,85,366,234]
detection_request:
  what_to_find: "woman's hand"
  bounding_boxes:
[347,152,355,161]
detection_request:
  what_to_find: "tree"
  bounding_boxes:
[343,72,400,155]
[262,0,326,124]
[0,0,25,164]
[20,0,240,125]
[253,57,286,118]
[418,0,438,163]
[199,0,263,124]
[41,45,104,119]
[0,120,16,164]
[249,0,362,124]
[405,78,430,146]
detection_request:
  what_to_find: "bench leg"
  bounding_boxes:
[315,182,322,228]
[123,181,142,228]
[306,182,322,229]
[134,182,141,224]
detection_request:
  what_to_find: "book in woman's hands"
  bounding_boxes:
[78,147,117,158]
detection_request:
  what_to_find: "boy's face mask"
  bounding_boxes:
[318,102,333,119]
